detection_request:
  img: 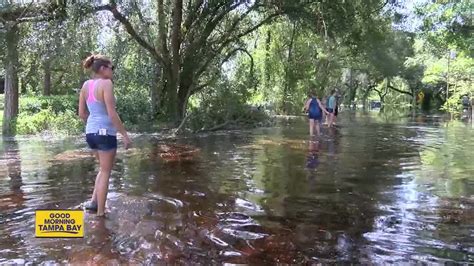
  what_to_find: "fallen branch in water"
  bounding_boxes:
[205,120,231,132]
[195,116,246,133]
[174,107,270,134]
[173,113,192,135]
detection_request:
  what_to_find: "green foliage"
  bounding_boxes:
[49,110,83,135]
[14,92,156,134]
[188,78,269,132]
[15,108,83,135]
[107,33,157,129]
[115,87,155,130]
[15,109,52,135]
[19,95,78,115]
[15,95,82,135]
[412,39,473,114]
[18,16,99,95]
[249,23,346,114]
[16,109,84,135]
[418,0,473,56]
[2,0,472,136]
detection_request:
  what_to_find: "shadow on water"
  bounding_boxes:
[0,113,473,264]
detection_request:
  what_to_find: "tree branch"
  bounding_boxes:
[1,1,65,25]
[222,47,254,83]
[195,12,281,80]
[131,1,153,43]
[173,112,191,135]
[233,12,281,42]
[15,15,55,23]
[194,2,243,49]
[183,0,204,34]
[179,2,257,97]
[388,85,413,96]
[192,81,212,94]
[191,47,255,97]
[221,48,252,66]
[13,0,35,26]
[0,3,42,21]
[371,0,390,15]
[317,3,328,39]
[197,120,230,133]
[183,1,232,49]
[156,0,169,58]
[0,15,7,24]
[97,3,164,64]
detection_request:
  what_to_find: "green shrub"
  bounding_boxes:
[15,108,83,135]
[15,91,154,134]
[20,95,78,115]
[187,81,269,131]
[16,109,52,135]
[50,110,83,135]
[115,88,154,128]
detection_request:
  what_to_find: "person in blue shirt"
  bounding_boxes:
[304,91,329,136]
[326,90,337,127]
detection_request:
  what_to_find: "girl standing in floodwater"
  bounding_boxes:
[78,54,131,217]
[304,91,329,136]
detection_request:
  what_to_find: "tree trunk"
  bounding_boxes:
[348,69,357,106]
[177,87,188,119]
[177,73,193,118]
[155,0,172,119]
[43,59,51,96]
[3,24,20,135]
[380,77,389,112]
[150,63,161,116]
[362,86,372,111]
[168,0,183,122]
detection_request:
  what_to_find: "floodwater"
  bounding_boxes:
[0,113,473,264]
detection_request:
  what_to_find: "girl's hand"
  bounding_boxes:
[123,134,132,150]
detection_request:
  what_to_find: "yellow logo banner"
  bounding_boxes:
[35,210,84,238]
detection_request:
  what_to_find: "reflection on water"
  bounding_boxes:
[0,113,473,264]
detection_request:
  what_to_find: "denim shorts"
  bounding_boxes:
[326,108,334,113]
[86,134,117,151]
[308,112,322,121]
